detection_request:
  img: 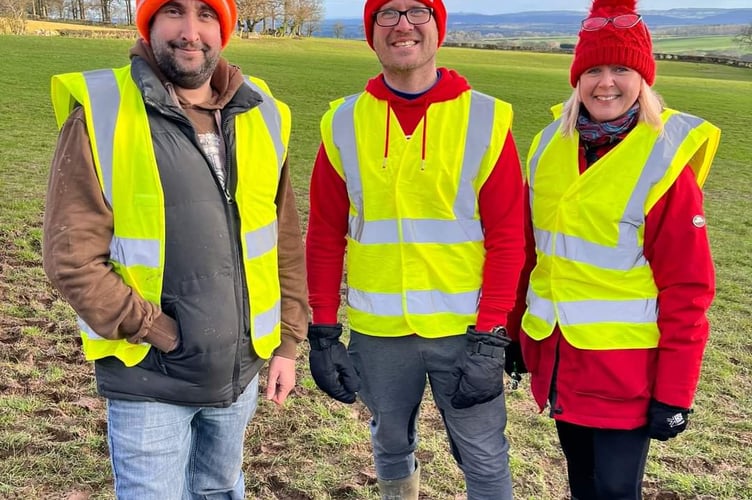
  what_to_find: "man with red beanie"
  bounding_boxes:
[306,0,525,498]
[517,0,720,497]
[44,0,308,498]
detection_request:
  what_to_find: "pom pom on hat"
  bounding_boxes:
[570,0,655,87]
[136,0,238,48]
[363,0,447,49]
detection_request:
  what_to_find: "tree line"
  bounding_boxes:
[5,0,324,37]
[237,0,323,37]
[3,0,751,48]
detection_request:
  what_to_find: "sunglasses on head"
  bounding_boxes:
[581,14,643,31]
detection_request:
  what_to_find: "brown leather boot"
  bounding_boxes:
[377,461,420,500]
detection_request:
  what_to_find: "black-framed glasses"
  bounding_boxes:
[581,14,643,31]
[373,7,434,27]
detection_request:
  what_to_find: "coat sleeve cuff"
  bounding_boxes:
[311,306,339,325]
[272,333,298,360]
[475,313,509,333]
[138,312,179,353]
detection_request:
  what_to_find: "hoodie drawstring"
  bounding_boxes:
[383,101,391,169]
[420,102,428,171]
[382,100,430,171]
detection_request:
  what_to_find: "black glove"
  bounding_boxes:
[504,341,527,390]
[447,326,511,409]
[648,399,692,441]
[308,324,360,404]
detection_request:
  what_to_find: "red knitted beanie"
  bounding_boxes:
[570,0,655,87]
[136,0,238,48]
[363,0,447,50]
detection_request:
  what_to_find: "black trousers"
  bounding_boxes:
[556,420,651,500]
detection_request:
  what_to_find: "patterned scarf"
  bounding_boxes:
[576,103,640,146]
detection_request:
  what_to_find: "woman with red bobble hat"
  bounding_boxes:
[516,0,721,497]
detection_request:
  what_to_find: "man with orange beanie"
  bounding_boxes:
[306,0,526,498]
[44,0,308,498]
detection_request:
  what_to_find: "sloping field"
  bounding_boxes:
[1,35,751,498]
[654,35,740,53]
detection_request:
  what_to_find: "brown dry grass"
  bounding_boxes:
[25,20,133,33]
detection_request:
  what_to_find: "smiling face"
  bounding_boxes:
[149,0,222,91]
[371,0,438,84]
[578,64,642,122]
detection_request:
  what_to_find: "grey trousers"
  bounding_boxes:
[348,331,514,500]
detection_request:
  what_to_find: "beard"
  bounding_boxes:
[151,38,220,90]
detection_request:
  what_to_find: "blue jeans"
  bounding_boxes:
[106,376,259,500]
[349,332,513,500]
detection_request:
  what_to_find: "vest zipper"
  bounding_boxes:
[171,104,245,397]
[151,89,247,400]
[223,115,245,399]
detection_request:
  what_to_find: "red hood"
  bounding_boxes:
[365,67,471,106]
[360,67,472,169]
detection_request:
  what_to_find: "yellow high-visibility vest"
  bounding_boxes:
[320,90,513,336]
[50,66,290,365]
[522,108,719,349]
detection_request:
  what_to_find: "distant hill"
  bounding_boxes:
[319,8,752,39]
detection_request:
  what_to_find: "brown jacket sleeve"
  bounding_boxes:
[273,159,310,359]
[42,108,178,352]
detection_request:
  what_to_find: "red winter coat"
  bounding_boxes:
[513,136,715,430]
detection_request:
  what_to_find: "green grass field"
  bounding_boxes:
[463,35,749,58]
[1,35,751,498]
[652,35,744,54]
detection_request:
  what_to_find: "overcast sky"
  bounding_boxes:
[323,1,752,19]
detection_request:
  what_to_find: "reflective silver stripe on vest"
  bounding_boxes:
[245,221,278,259]
[78,317,105,340]
[81,69,161,273]
[348,288,479,316]
[254,300,281,340]
[109,236,161,268]
[83,69,120,204]
[531,113,704,271]
[349,217,483,244]
[455,91,495,219]
[623,113,705,244]
[78,317,149,345]
[244,78,285,174]
[525,288,556,325]
[526,289,657,326]
[332,91,493,245]
[534,228,648,271]
[240,80,283,343]
[527,118,561,190]
[331,94,363,208]
[560,297,657,325]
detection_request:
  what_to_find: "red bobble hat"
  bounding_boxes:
[136,0,238,48]
[363,0,447,50]
[570,0,655,87]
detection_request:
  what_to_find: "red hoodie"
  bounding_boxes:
[306,68,526,333]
